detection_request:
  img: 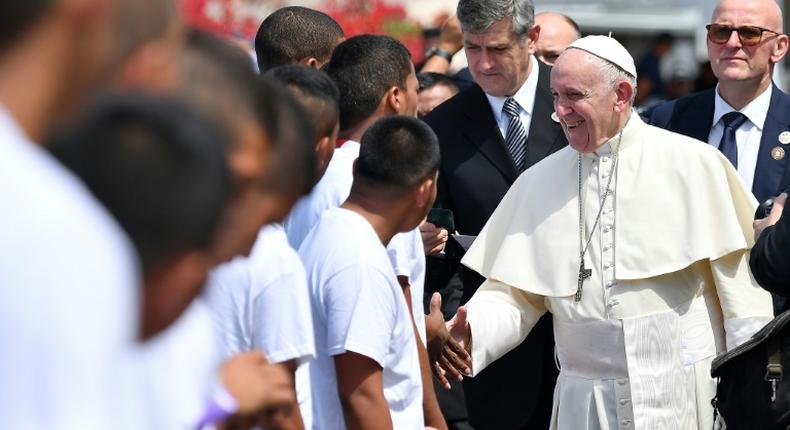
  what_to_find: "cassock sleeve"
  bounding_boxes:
[710,250,773,349]
[464,279,547,376]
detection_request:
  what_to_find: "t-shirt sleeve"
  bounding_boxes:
[324,265,398,367]
[250,259,316,364]
[386,234,411,279]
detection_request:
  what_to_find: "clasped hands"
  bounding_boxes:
[424,292,473,389]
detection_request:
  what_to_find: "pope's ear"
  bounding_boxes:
[613,80,634,112]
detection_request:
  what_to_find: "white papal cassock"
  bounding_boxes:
[461,113,774,430]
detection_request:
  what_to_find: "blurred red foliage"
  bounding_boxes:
[179,0,426,61]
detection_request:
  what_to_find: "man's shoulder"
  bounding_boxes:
[423,84,487,129]
[647,89,715,127]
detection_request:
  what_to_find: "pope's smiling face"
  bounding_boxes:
[551,48,625,153]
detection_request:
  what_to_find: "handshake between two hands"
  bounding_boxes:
[424,292,473,390]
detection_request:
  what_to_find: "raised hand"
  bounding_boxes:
[425,293,471,389]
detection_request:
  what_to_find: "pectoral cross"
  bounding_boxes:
[575,260,591,302]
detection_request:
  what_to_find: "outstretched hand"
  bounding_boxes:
[425,293,471,389]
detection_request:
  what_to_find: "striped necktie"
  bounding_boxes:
[503,97,527,172]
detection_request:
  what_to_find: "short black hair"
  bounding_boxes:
[179,28,258,145]
[0,0,53,52]
[356,115,440,192]
[50,94,231,273]
[266,64,339,141]
[324,35,413,132]
[417,72,459,93]
[254,75,317,195]
[254,6,344,72]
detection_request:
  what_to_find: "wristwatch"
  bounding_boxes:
[424,46,454,63]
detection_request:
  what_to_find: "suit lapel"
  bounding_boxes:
[525,61,566,169]
[754,84,790,201]
[460,85,519,182]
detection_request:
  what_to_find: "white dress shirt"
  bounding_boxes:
[708,84,772,191]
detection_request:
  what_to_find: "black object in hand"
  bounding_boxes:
[755,198,775,220]
[427,208,455,232]
[755,188,790,219]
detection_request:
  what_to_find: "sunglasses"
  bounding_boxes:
[706,23,781,46]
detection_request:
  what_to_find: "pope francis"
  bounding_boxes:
[442,36,775,429]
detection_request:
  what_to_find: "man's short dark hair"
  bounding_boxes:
[324,35,413,132]
[266,64,340,140]
[0,0,53,52]
[254,75,317,195]
[254,6,344,72]
[418,72,459,94]
[356,115,440,192]
[50,94,231,273]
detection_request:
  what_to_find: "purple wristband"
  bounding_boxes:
[195,385,239,429]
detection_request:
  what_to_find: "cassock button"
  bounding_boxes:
[606,280,616,288]
[619,398,630,405]
[772,146,786,161]
[603,225,612,233]
[621,419,632,426]
[617,378,627,386]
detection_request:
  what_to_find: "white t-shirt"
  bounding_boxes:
[299,207,423,429]
[205,224,315,363]
[131,301,221,429]
[285,140,428,338]
[387,229,427,343]
[204,223,316,427]
[0,105,140,428]
[283,142,358,250]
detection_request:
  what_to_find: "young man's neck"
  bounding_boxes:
[341,193,406,246]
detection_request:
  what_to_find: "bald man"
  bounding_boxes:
[647,0,790,312]
[534,12,581,65]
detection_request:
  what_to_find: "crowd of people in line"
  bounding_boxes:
[2,0,790,429]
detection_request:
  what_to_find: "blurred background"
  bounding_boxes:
[179,0,790,104]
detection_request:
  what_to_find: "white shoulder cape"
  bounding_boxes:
[461,114,758,297]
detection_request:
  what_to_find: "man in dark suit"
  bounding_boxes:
[648,0,790,206]
[647,0,790,313]
[752,192,790,295]
[422,0,567,427]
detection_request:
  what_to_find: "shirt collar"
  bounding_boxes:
[582,110,642,159]
[485,55,540,123]
[712,83,772,131]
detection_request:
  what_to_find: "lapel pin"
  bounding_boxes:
[771,146,786,160]
[779,131,790,145]
[551,112,560,123]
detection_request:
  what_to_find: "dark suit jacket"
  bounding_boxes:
[647,84,790,204]
[751,206,790,296]
[423,60,567,429]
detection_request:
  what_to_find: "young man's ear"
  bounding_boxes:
[299,57,321,69]
[384,85,404,114]
[414,176,436,209]
[315,134,336,173]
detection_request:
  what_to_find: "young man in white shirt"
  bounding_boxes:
[0,1,145,427]
[206,64,340,430]
[300,115,440,429]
